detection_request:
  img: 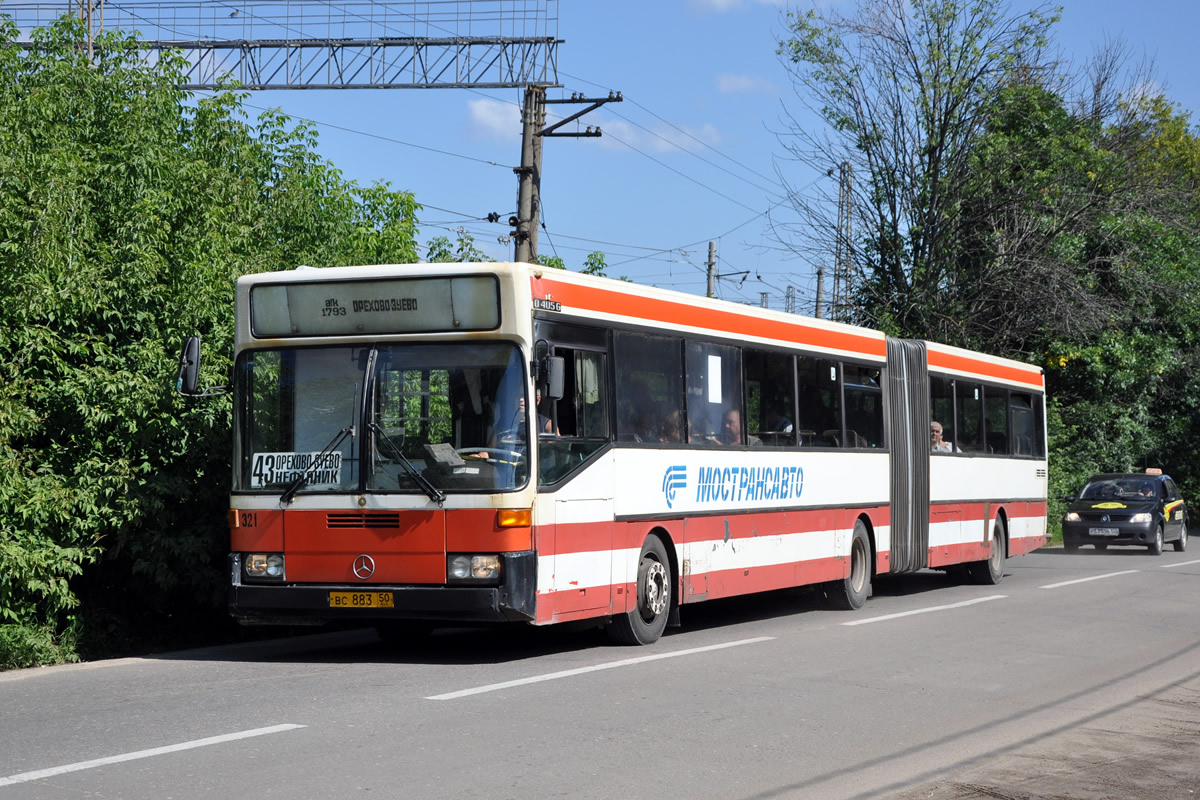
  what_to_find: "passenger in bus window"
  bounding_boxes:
[719,408,761,446]
[931,421,957,452]
[534,390,558,436]
[659,410,684,443]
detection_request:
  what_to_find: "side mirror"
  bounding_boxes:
[177,336,201,396]
[543,356,565,400]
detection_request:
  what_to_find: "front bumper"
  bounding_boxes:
[229,551,537,625]
[1062,521,1157,547]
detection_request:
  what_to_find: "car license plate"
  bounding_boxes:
[1089,527,1119,537]
[329,591,394,609]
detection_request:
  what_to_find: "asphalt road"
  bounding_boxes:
[2,546,1199,800]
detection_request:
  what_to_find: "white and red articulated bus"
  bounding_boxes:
[177,262,1047,645]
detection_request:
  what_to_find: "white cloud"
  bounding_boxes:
[467,98,521,142]
[716,73,778,94]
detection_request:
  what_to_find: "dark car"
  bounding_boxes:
[1062,470,1188,554]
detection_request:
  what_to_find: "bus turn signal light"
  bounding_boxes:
[496,509,531,528]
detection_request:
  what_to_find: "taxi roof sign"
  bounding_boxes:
[1145,467,1163,475]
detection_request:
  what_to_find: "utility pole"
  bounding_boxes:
[785,285,796,315]
[760,292,769,309]
[72,0,102,61]
[814,265,825,319]
[832,162,854,323]
[706,241,717,298]
[514,89,621,262]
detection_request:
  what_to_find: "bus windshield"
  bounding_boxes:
[233,342,531,494]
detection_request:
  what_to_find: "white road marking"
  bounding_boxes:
[1040,570,1139,589]
[0,724,306,787]
[426,637,776,700]
[840,595,1007,626]
[1161,559,1200,569]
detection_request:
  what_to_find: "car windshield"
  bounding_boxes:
[1080,478,1157,501]
[233,342,531,494]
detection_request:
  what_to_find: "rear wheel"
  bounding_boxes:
[826,521,871,610]
[1174,518,1188,552]
[608,534,672,645]
[967,518,1006,585]
[1149,525,1164,555]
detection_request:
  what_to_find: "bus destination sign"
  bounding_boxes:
[251,275,500,337]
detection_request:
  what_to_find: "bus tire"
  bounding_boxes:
[967,518,1006,585]
[608,534,672,646]
[826,521,871,610]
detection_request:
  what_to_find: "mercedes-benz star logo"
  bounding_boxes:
[352,554,376,580]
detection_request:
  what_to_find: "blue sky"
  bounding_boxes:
[23,1,1200,311]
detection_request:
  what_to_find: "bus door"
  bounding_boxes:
[534,324,614,616]
[884,338,930,573]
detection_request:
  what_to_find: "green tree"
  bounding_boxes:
[0,16,420,667]
[777,0,1059,336]
[427,228,492,263]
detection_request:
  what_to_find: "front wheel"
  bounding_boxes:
[1149,525,1164,555]
[967,518,1006,585]
[1174,519,1188,552]
[607,534,672,645]
[826,521,871,610]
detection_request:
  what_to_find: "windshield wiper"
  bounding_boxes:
[369,422,446,505]
[279,426,355,506]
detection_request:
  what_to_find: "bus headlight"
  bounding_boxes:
[1129,513,1152,523]
[245,553,285,581]
[448,555,502,584]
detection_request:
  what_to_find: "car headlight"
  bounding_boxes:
[245,553,285,581]
[1064,512,1080,522]
[1129,512,1152,523]
[447,554,502,583]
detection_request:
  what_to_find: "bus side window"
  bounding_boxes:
[797,357,840,447]
[685,341,742,445]
[1009,392,1035,456]
[614,332,683,443]
[843,363,883,448]
[984,386,1008,454]
[572,350,608,439]
[745,349,796,448]
[955,380,983,452]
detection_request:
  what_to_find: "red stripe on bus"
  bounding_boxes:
[543,506,892,556]
[533,276,887,358]
[927,349,1043,388]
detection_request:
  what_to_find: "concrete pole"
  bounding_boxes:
[814,265,825,319]
[706,241,716,297]
[514,86,544,263]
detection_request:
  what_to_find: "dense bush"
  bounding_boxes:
[0,16,419,666]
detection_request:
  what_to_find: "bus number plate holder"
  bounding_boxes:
[329,591,395,609]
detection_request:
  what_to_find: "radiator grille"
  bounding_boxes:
[326,512,401,529]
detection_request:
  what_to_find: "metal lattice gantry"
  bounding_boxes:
[8,1,561,89]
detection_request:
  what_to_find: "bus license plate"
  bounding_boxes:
[329,591,395,609]
[1089,528,1119,537]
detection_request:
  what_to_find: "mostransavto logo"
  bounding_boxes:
[662,465,687,509]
